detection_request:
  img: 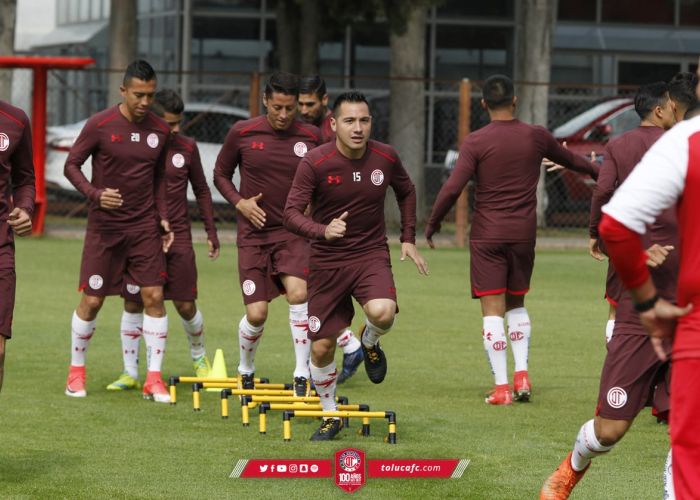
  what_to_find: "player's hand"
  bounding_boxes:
[589,238,605,261]
[325,211,348,240]
[236,193,266,229]
[99,188,122,209]
[542,158,564,172]
[7,207,32,236]
[160,219,174,253]
[425,223,440,249]
[640,298,692,361]
[400,242,429,275]
[208,239,220,261]
[645,244,674,268]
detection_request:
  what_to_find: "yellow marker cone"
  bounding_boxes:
[206,349,229,392]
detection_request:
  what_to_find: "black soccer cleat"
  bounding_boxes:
[240,373,255,390]
[361,340,387,384]
[310,418,343,441]
[293,376,310,397]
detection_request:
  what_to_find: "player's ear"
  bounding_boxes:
[512,96,518,109]
[322,94,329,107]
[330,116,337,132]
[262,93,268,108]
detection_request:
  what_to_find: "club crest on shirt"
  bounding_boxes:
[371,169,384,186]
[293,141,308,157]
[147,133,159,148]
[242,280,256,296]
[126,283,140,295]
[308,316,321,333]
[172,153,185,168]
[0,133,9,151]
[89,274,104,290]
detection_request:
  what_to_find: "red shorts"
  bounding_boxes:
[669,357,700,500]
[123,244,198,302]
[604,262,623,307]
[307,256,397,340]
[79,230,166,297]
[469,241,535,298]
[595,333,671,420]
[0,267,16,338]
[238,237,309,305]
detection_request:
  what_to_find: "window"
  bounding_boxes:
[680,0,700,25]
[558,0,596,21]
[618,61,681,85]
[602,0,674,24]
[437,0,514,18]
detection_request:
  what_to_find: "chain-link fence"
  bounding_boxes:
[1,66,640,234]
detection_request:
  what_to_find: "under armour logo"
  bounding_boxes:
[251,141,265,150]
[111,134,122,143]
[327,175,342,184]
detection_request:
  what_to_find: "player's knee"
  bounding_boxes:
[596,420,628,446]
[141,287,164,307]
[81,294,105,316]
[311,339,335,365]
[246,307,268,327]
[286,289,307,305]
[124,300,143,314]
[175,301,196,320]
[365,303,396,328]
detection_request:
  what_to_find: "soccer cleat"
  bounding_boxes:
[142,372,171,403]
[239,373,255,390]
[65,365,87,398]
[513,370,532,402]
[193,355,211,378]
[310,418,343,441]
[540,452,590,500]
[485,384,513,405]
[360,328,388,384]
[294,376,310,397]
[337,347,364,385]
[106,372,141,391]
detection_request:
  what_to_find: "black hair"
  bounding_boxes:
[634,81,669,120]
[299,75,327,98]
[482,75,515,110]
[332,91,370,115]
[123,59,156,86]
[668,71,699,110]
[152,88,184,116]
[264,71,300,98]
[684,102,700,120]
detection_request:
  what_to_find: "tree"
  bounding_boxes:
[0,0,16,102]
[514,0,558,227]
[108,0,137,106]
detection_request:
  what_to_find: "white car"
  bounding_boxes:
[45,102,249,204]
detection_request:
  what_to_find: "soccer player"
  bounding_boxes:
[298,75,364,384]
[596,63,700,498]
[298,75,335,143]
[0,99,36,393]
[668,71,698,123]
[63,60,174,402]
[588,82,676,344]
[425,75,599,405]
[108,89,220,391]
[214,72,320,396]
[540,85,678,500]
[284,91,428,440]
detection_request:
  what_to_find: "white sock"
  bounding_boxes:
[70,311,95,367]
[361,319,391,348]
[238,315,263,375]
[310,360,338,413]
[605,319,615,343]
[664,448,675,500]
[483,316,508,386]
[289,303,311,379]
[337,329,361,354]
[120,311,143,379]
[182,309,206,360]
[506,307,531,372]
[571,419,614,471]
[143,314,168,373]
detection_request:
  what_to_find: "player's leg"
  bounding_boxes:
[173,300,210,377]
[669,354,700,499]
[66,293,105,397]
[336,328,363,385]
[0,265,16,393]
[107,296,143,391]
[280,274,312,396]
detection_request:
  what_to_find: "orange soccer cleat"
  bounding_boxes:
[513,370,532,402]
[142,371,171,403]
[540,452,590,500]
[65,365,87,397]
[485,384,513,405]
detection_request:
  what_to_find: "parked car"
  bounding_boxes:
[45,102,250,204]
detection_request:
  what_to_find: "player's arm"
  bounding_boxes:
[391,155,428,275]
[542,129,599,180]
[213,128,266,228]
[283,158,327,240]
[588,146,617,260]
[153,135,173,252]
[600,129,691,360]
[425,138,478,247]
[64,118,106,203]
[188,143,219,259]
[8,116,35,236]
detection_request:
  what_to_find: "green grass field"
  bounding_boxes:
[0,238,668,499]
